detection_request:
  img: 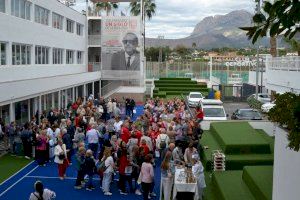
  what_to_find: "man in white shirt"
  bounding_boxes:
[86,124,100,158]
[113,116,123,138]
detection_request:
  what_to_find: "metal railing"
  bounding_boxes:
[268,56,300,71]
[88,35,101,46]
[101,80,123,97]
[88,62,101,72]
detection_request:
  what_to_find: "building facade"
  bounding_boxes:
[0,0,101,124]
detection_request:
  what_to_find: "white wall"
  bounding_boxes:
[248,71,266,87]
[0,71,100,105]
[272,127,300,200]
[265,56,300,94]
[265,70,300,94]
[0,0,87,82]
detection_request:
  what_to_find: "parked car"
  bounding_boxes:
[231,109,262,120]
[247,93,271,104]
[261,101,276,113]
[199,99,227,121]
[188,92,204,107]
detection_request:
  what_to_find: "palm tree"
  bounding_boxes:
[96,2,119,16]
[130,0,156,48]
[270,36,277,57]
[130,0,156,20]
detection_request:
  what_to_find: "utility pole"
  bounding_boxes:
[255,0,261,100]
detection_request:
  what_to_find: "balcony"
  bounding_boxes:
[88,62,101,72]
[88,35,101,46]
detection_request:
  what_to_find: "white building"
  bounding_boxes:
[248,55,300,95]
[265,55,300,94]
[0,0,101,124]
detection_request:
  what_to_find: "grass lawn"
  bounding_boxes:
[0,154,32,184]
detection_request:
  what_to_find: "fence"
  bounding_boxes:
[146,61,253,84]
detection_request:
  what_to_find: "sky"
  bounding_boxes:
[73,0,256,39]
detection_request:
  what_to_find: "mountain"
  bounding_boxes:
[146,10,269,49]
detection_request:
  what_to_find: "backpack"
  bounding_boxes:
[159,135,167,149]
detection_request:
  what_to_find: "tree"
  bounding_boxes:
[130,0,156,49]
[284,38,300,55]
[130,0,156,20]
[240,0,300,44]
[96,2,119,16]
[268,92,300,151]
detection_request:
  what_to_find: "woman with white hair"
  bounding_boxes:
[192,154,206,200]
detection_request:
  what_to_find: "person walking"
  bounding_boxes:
[160,152,174,200]
[102,148,114,196]
[54,139,68,180]
[29,181,56,200]
[139,154,154,200]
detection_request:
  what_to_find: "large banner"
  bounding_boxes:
[101,16,142,80]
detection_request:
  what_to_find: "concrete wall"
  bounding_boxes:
[272,127,300,200]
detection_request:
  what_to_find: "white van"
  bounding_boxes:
[198,99,227,121]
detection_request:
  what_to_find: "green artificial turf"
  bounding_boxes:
[210,122,271,154]
[200,128,274,170]
[0,154,32,184]
[242,166,273,200]
[212,171,255,200]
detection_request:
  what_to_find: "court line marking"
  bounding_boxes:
[0,160,34,186]
[25,175,102,181]
[0,165,39,197]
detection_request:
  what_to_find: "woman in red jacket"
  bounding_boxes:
[117,141,133,194]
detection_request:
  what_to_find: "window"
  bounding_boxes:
[12,43,31,65]
[35,5,49,25]
[11,0,31,20]
[77,51,83,64]
[0,42,6,65]
[66,50,74,64]
[0,0,5,13]
[66,19,74,33]
[76,23,83,36]
[52,12,63,30]
[35,46,49,64]
[53,48,63,64]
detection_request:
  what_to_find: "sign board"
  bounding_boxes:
[101,16,142,80]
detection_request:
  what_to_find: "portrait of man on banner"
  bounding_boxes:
[110,32,140,71]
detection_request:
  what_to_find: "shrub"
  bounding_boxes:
[268,92,300,151]
[247,96,263,109]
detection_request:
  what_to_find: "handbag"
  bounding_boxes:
[58,153,65,160]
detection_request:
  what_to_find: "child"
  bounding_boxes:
[192,154,206,200]
[83,149,96,191]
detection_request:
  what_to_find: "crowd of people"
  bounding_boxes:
[0,95,206,200]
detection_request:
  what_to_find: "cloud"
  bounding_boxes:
[73,0,256,39]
